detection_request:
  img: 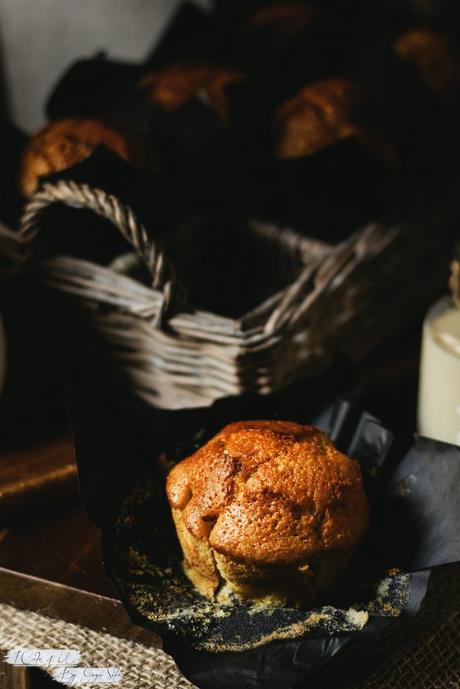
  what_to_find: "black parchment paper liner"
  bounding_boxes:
[68,381,460,688]
[46,55,149,131]
[45,0,460,242]
[45,0,460,168]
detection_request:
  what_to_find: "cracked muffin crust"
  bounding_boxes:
[166,420,369,606]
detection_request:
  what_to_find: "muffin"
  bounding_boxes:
[139,62,244,121]
[246,2,317,41]
[394,28,460,103]
[236,2,319,74]
[19,118,148,198]
[274,78,397,167]
[166,420,369,606]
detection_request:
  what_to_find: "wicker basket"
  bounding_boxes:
[10,170,459,409]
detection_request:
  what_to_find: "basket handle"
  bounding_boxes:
[18,180,178,327]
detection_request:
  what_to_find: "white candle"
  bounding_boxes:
[418,295,460,445]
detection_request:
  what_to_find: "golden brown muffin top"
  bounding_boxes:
[394,28,460,102]
[166,421,368,567]
[139,62,244,120]
[246,2,317,39]
[20,118,147,198]
[274,79,366,159]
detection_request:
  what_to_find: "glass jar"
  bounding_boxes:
[418,294,460,444]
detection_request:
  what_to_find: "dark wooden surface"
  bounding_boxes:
[0,420,161,647]
[0,435,78,522]
[0,655,29,688]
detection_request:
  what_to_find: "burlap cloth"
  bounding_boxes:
[0,564,458,688]
[0,603,195,688]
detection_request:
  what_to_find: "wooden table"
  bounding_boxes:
[0,394,162,689]
[0,425,161,645]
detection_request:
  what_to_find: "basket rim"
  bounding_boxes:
[14,178,345,337]
[11,176,419,347]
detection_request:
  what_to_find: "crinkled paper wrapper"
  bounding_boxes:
[68,382,460,688]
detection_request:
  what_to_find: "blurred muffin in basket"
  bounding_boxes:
[139,62,244,122]
[245,2,317,41]
[19,118,150,198]
[394,27,460,104]
[274,78,397,168]
[237,2,319,71]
